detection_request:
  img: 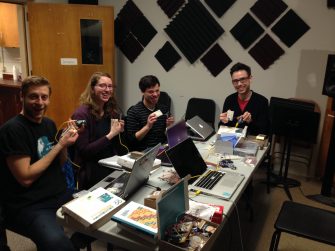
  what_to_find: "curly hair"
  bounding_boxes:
[79,72,119,119]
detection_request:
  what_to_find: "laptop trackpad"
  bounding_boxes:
[219,179,237,188]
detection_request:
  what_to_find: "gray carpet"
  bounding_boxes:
[6,167,335,251]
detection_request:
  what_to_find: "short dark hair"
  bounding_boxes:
[230,62,251,76]
[139,75,160,92]
[21,76,51,96]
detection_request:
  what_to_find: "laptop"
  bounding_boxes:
[186,115,215,141]
[156,120,189,166]
[90,143,161,199]
[166,138,245,200]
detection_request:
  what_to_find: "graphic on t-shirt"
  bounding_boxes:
[37,136,53,158]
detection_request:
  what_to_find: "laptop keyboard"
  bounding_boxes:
[194,170,224,190]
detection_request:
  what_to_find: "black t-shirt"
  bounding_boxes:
[0,115,67,214]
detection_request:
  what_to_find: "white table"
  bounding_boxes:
[57,134,268,250]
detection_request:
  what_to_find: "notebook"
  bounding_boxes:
[186,115,215,141]
[90,143,161,199]
[156,120,189,166]
[166,138,244,200]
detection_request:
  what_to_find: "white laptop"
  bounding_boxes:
[166,138,244,200]
[186,115,215,141]
[91,143,161,199]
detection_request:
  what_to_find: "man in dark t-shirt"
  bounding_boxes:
[0,76,78,251]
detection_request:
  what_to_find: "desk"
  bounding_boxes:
[57,134,268,250]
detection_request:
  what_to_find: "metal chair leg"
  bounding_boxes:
[269,230,281,251]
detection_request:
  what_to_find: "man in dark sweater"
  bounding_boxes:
[126,75,174,151]
[219,62,269,136]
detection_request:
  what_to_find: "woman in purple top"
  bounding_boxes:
[72,72,127,189]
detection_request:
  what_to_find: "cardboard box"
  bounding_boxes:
[144,190,165,209]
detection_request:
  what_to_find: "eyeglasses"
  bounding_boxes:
[232,77,250,85]
[96,83,114,90]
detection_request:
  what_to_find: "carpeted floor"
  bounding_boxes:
[5,166,335,251]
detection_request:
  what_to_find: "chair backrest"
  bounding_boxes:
[158,91,172,112]
[185,97,216,129]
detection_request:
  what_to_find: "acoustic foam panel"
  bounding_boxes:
[164,0,224,64]
[250,0,288,27]
[155,41,181,72]
[200,43,232,77]
[248,34,284,70]
[115,0,157,63]
[230,13,264,49]
[157,0,185,18]
[204,0,236,18]
[117,0,142,30]
[114,17,130,47]
[131,15,157,47]
[271,9,310,48]
[119,33,144,63]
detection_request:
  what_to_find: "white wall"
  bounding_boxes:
[99,0,335,176]
[99,0,335,127]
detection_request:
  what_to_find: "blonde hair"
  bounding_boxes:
[79,72,119,119]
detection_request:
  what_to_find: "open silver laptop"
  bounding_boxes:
[90,143,161,199]
[166,138,244,200]
[186,115,215,141]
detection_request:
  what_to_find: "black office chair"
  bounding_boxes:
[269,200,335,251]
[185,97,216,129]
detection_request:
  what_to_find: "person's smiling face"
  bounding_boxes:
[231,70,251,95]
[22,85,50,123]
[93,76,114,105]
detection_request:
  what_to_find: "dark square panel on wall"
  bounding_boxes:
[200,44,232,77]
[230,13,264,49]
[117,0,143,30]
[204,0,236,18]
[114,17,130,47]
[119,33,143,63]
[248,34,284,70]
[131,15,157,47]
[157,0,185,18]
[68,0,98,4]
[250,0,288,27]
[155,41,181,72]
[164,0,224,64]
[328,0,335,7]
[271,9,310,48]
[115,0,157,63]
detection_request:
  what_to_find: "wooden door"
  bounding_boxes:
[27,2,114,126]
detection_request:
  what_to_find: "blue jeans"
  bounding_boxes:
[5,191,75,251]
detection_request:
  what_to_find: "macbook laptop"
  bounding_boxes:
[90,143,161,199]
[156,120,189,166]
[186,115,215,141]
[166,138,244,200]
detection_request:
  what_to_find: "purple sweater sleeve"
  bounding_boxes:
[72,105,111,159]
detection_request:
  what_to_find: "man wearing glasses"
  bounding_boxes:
[219,62,269,136]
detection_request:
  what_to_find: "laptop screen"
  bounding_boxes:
[166,138,207,179]
[166,120,189,148]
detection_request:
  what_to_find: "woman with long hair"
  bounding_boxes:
[72,72,126,189]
